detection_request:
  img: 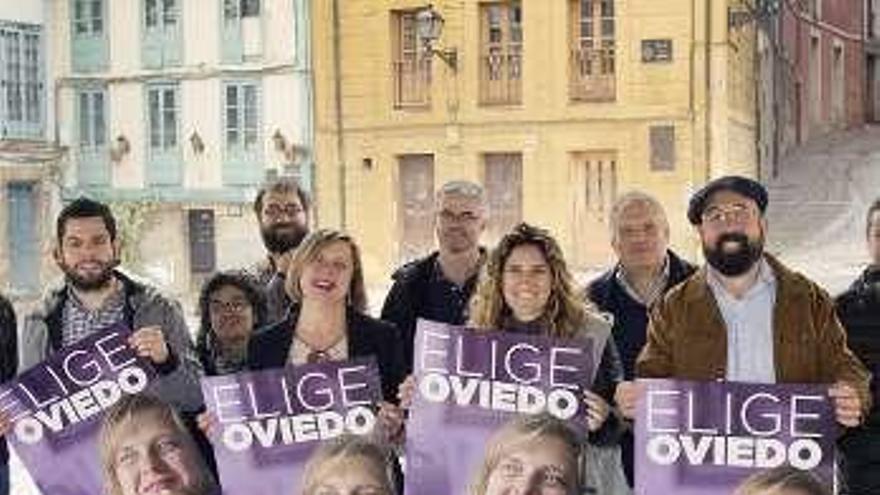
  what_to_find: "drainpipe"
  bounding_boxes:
[331,0,346,229]
[705,0,713,181]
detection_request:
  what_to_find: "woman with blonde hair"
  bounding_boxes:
[470,413,581,495]
[732,466,830,495]
[247,229,405,403]
[299,435,399,495]
[100,393,218,495]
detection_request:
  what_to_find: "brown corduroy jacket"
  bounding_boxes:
[636,254,871,414]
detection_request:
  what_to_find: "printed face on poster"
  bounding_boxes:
[202,357,392,495]
[634,378,836,495]
[0,324,163,495]
[405,319,599,495]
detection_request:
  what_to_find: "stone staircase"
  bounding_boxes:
[764,125,880,294]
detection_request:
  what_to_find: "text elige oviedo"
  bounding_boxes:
[644,389,828,470]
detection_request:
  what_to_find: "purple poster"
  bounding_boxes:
[405,319,599,495]
[202,357,385,495]
[635,379,836,495]
[0,324,157,495]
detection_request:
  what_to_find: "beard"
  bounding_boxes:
[60,258,119,291]
[260,222,308,254]
[703,232,764,276]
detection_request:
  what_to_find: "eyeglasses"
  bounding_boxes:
[209,298,250,314]
[701,203,756,226]
[438,210,481,223]
[262,203,304,219]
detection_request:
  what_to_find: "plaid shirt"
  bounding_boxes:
[61,286,126,347]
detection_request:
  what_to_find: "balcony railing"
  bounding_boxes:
[393,57,431,108]
[479,50,522,105]
[570,46,616,102]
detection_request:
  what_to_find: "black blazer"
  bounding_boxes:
[247,304,406,403]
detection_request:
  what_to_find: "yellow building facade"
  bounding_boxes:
[312,0,758,283]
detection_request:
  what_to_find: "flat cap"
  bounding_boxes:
[687,175,768,225]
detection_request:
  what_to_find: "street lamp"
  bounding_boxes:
[416,4,458,71]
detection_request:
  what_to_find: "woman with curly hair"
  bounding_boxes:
[195,270,267,376]
[468,222,623,439]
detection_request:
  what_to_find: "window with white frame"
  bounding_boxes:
[1,22,43,138]
[224,81,259,151]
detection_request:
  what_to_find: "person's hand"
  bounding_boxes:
[129,326,169,364]
[584,390,611,432]
[614,381,644,420]
[829,381,863,427]
[196,411,217,437]
[377,401,406,445]
[397,375,416,410]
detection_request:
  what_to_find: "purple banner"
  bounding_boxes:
[0,324,156,495]
[405,319,598,495]
[202,357,384,495]
[635,379,836,495]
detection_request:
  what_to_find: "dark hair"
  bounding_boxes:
[866,198,880,237]
[196,270,267,375]
[254,178,310,219]
[56,197,117,243]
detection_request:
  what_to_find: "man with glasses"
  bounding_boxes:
[381,180,488,372]
[586,191,695,486]
[249,178,310,323]
[616,176,870,430]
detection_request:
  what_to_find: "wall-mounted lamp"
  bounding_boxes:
[190,131,205,155]
[110,134,130,162]
[416,4,458,71]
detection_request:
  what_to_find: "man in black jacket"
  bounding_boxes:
[381,180,487,372]
[836,198,880,494]
[587,190,695,487]
[0,292,15,495]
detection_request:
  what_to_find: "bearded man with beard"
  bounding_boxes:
[249,179,310,323]
[381,180,487,372]
[20,198,203,413]
[614,176,870,430]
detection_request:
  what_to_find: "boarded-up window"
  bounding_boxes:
[398,154,435,262]
[188,209,215,273]
[484,152,523,243]
[649,125,675,171]
[570,151,617,269]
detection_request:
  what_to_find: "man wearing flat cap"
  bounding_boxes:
[616,175,870,428]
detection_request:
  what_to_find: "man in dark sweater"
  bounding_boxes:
[381,180,487,372]
[835,198,880,494]
[587,190,695,487]
[0,292,15,495]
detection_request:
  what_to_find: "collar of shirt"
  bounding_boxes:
[614,253,671,306]
[706,257,777,303]
[66,279,125,315]
[431,256,481,289]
